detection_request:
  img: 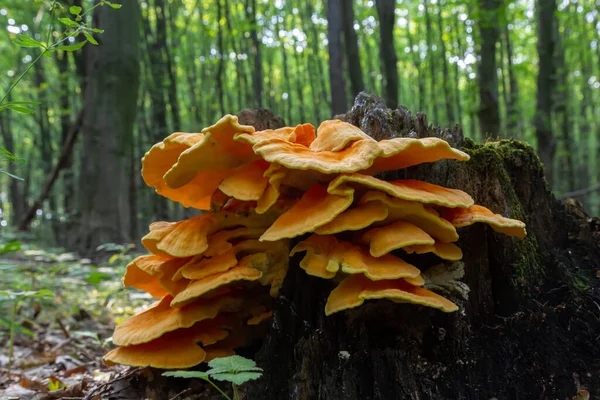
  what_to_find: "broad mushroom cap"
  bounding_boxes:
[328,173,474,208]
[442,204,527,238]
[359,191,459,243]
[171,266,263,308]
[218,160,270,202]
[314,202,389,235]
[112,294,242,346]
[104,318,231,369]
[163,115,255,189]
[403,242,463,261]
[123,255,191,298]
[290,234,339,279]
[325,274,458,316]
[363,137,470,175]
[360,220,436,257]
[308,120,374,152]
[260,183,354,242]
[142,132,233,210]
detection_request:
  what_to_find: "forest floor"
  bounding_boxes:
[0,236,148,400]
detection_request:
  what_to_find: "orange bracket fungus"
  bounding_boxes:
[105,115,526,370]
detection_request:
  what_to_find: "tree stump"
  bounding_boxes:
[243,93,600,400]
[118,93,599,400]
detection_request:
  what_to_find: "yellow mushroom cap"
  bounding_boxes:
[260,183,354,242]
[308,120,374,152]
[334,241,422,281]
[142,211,275,258]
[171,266,263,308]
[112,294,242,346]
[325,274,458,316]
[328,173,474,208]
[359,191,459,243]
[360,221,436,257]
[442,204,527,238]
[290,234,339,279]
[104,318,231,369]
[247,310,273,326]
[163,115,256,189]
[403,242,463,261]
[123,255,190,298]
[314,202,389,235]
[234,123,316,147]
[141,132,231,210]
[363,137,470,175]
[218,160,270,202]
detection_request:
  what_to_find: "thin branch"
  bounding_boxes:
[556,183,600,200]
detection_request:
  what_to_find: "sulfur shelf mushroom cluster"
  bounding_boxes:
[104,115,526,369]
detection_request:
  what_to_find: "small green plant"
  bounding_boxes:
[163,355,264,400]
[0,148,26,180]
[0,289,54,373]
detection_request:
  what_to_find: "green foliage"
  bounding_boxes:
[0,147,26,180]
[163,355,263,400]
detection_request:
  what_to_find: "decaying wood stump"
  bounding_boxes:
[122,93,599,400]
[244,93,600,400]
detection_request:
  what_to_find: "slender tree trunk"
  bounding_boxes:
[0,112,23,224]
[504,23,521,139]
[407,14,425,114]
[162,2,181,132]
[576,10,593,198]
[278,14,293,123]
[293,45,307,123]
[327,0,348,115]
[534,0,557,185]
[341,0,364,98]
[305,0,330,109]
[216,0,226,115]
[498,33,509,137]
[375,0,399,108]
[245,0,263,108]
[449,15,463,127]
[423,0,439,123]
[477,0,501,138]
[76,0,140,251]
[436,1,455,124]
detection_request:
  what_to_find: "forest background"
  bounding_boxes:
[0,0,598,254]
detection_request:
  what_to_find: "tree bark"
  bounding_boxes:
[477,0,501,138]
[76,0,140,251]
[436,1,455,124]
[534,0,557,185]
[327,0,348,116]
[341,0,364,98]
[374,0,399,109]
[504,22,521,138]
[423,0,439,123]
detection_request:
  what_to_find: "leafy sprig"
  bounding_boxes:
[163,355,264,400]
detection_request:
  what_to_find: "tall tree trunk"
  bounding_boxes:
[327,0,347,116]
[216,0,226,115]
[55,51,75,220]
[423,0,439,123]
[77,0,140,251]
[504,23,521,139]
[375,0,399,108]
[162,2,181,132]
[449,15,463,126]
[534,0,557,185]
[305,0,330,110]
[407,14,425,113]
[0,112,23,224]
[245,0,263,108]
[436,1,455,124]
[341,0,364,98]
[477,0,501,138]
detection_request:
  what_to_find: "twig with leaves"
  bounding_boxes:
[163,355,264,400]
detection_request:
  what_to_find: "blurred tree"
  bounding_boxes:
[76,0,140,250]
[374,0,398,108]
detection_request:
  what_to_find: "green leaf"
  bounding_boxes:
[89,28,105,33]
[210,371,262,385]
[58,17,80,28]
[0,170,24,180]
[207,355,263,374]
[12,35,45,49]
[83,32,98,45]
[69,5,82,15]
[3,105,36,114]
[162,371,210,379]
[104,1,123,9]
[0,241,21,253]
[54,40,87,51]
